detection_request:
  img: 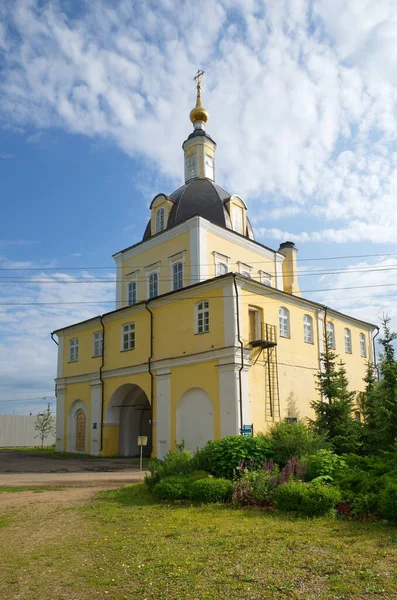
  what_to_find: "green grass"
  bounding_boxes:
[1,483,397,599]
[0,486,63,494]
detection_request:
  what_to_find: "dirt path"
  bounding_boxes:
[0,469,146,487]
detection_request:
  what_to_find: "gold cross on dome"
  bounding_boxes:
[193,69,205,85]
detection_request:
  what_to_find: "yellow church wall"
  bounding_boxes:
[206,231,278,282]
[121,231,191,304]
[62,323,102,378]
[169,361,220,452]
[63,381,92,452]
[103,310,151,371]
[152,288,225,359]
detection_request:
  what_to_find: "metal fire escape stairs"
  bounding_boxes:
[249,323,281,421]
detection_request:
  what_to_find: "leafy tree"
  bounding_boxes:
[365,316,397,452]
[310,337,362,454]
[34,403,55,448]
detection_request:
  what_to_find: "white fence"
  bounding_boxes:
[0,415,55,448]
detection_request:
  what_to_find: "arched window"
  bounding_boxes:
[233,205,244,234]
[359,333,367,357]
[155,207,165,233]
[242,271,251,278]
[279,307,290,338]
[326,322,335,349]
[344,328,352,353]
[216,262,228,276]
[196,301,209,334]
[303,314,313,344]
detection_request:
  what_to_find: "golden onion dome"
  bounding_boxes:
[190,80,209,124]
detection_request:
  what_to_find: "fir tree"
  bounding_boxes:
[310,337,362,454]
[356,361,376,424]
[365,316,397,452]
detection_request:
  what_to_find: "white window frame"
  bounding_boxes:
[216,262,228,276]
[279,307,290,338]
[249,306,262,341]
[259,271,272,287]
[121,322,135,351]
[172,261,184,291]
[238,261,253,277]
[127,279,137,306]
[344,328,352,353]
[92,331,103,357]
[196,301,210,334]
[303,314,313,344]
[233,205,244,234]
[69,338,79,362]
[359,333,367,358]
[155,207,165,234]
[145,263,160,300]
[326,322,336,349]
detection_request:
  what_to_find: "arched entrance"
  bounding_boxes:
[68,400,87,453]
[176,388,214,453]
[106,384,152,457]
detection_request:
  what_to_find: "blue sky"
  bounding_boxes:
[1,0,397,414]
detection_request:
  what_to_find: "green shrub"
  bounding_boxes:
[232,476,255,507]
[351,493,379,519]
[306,449,347,481]
[200,436,272,479]
[233,470,278,507]
[145,445,195,490]
[275,481,341,516]
[274,482,307,512]
[379,484,397,522]
[300,484,341,517]
[189,478,233,503]
[260,421,328,466]
[189,470,211,481]
[152,476,191,501]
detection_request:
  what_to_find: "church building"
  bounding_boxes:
[52,75,376,457]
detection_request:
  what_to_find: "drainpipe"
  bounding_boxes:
[51,332,59,346]
[233,275,244,433]
[145,301,154,453]
[99,315,105,452]
[372,327,380,381]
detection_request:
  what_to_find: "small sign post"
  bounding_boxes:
[137,435,148,477]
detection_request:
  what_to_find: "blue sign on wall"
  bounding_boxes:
[240,424,253,437]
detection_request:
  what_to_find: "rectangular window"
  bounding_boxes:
[172,262,183,290]
[127,281,137,306]
[360,333,367,358]
[148,272,159,299]
[69,338,79,362]
[197,301,209,334]
[155,208,165,233]
[279,307,290,338]
[93,331,103,357]
[122,323,135,351]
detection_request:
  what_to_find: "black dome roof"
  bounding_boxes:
[142,178,255,241]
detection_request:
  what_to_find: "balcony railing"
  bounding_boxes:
[249,323,277,349]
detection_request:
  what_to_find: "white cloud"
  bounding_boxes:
[0,268,115,403]
[1,0,397,243]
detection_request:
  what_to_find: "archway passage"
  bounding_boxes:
[75,410,86,452]
[106,384,152,458]
[176,388,214,453]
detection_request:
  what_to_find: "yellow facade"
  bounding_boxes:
[53,87,377,458]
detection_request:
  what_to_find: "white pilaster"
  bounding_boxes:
[90,380,102,455]
[190,223,200,284]
[55,386,66,451]
[199,224,208,281]
[241,365,251,427]
[223,280,237,347]
[156,369,171,459]
[57,335,64,378]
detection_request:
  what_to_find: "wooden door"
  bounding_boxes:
[249,310,257,341]
[75,410,86,452]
